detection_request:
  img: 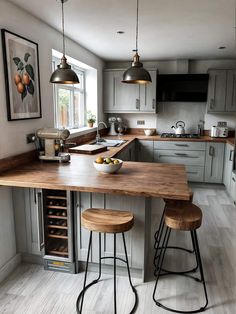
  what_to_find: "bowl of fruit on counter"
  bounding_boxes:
[93,156,123,173]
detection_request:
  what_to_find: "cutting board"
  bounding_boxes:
[69,144,107,155]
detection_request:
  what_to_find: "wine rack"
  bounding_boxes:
[44,191,69,257]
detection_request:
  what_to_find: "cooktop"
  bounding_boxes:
[161,133,200,138]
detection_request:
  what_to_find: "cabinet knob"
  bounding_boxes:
[209,146,215,156]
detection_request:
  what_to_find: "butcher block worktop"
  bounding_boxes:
[0,133,234,201]
[0,154,190,200]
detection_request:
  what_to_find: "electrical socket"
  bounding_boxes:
[137,120,145,125]
[26,133,36,144]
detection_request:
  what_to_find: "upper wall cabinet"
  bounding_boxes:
[207,69,236,113]
[103,69,157,113]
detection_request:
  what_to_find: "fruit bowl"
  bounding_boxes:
[93,157,123,174]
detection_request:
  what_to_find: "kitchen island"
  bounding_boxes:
[0,153,190,281]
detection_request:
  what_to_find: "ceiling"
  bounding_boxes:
[9,0,236,61]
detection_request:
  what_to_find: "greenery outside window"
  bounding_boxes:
[53,57,86,129]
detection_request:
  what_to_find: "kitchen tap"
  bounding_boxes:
[96,121,108,142]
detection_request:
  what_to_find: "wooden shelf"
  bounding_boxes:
[47,205,67,210]
[48,250,68,256]
[47,215,67,220]
[48,225,68,230]
[47,196,67,200]
[48,234,68,239]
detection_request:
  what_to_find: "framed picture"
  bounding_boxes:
[1,29,42,121]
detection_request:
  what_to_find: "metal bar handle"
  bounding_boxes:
[209,146,215,156]
[175,153,188,156]
[210,99,214,109]
[175,144,189,147]
[152,99,156,110]
[37,191,44,251]
[136,98,140,110]
[229,149,234,161]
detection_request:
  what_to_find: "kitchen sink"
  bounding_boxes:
[90,139,127,147]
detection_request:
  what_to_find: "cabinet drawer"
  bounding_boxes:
[138,140,153,147]
[154,150,205,166]
[154,141,206,151]
[186,166,204,182]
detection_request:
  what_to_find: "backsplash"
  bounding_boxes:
[109,102,236,135]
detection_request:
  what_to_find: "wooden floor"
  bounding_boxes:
[0,184,236,313]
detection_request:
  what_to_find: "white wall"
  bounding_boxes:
[0,0,104,275]
[106,59,236,133]
[0,0,104,159]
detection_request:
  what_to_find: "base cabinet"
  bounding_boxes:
[13,187,43,256]
[230,171,236,204]
[137,140,154,162]
[76,192,147,270]
[223,144,234,193]
[204,143,225,183]
[115,140,136,161]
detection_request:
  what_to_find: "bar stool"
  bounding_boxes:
[153,190,197,276]
[153,202,208,313]
[76,208,138,314]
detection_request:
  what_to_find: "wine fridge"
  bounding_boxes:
[42,189,76,273]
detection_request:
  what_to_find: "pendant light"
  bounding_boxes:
[50,0,79,84]
[122,0,151,84]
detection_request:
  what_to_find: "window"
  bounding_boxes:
[52,57,86,129]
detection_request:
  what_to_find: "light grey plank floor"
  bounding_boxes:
[0,184,236,313]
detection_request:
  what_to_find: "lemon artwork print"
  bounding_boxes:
[13,52,35,102]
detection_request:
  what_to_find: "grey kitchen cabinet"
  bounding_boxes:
[223,143,235,193]
[103,69,157,113]
[76,191,147,270]
[115,140,136,161]
[137,140,154,162]
[104,70,139,113]
[153,141,206,182]
[13,188,44,256]
[139,70,157,112]
[230,171,236,204]
[204,142,225,183]
[207,69,236,113]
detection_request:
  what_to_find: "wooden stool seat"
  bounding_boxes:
[81,208,134,233]
[165,203,202,231]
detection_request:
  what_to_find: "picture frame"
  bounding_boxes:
[1,29,42,121]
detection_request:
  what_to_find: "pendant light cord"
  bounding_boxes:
[135,0,139,52]
[61,0,65,56]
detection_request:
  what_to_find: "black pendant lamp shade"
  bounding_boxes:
[122,52,151,84]
[122,0,151,84]
[50,0,79,84]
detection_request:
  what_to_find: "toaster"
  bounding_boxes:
[211,126,228,138]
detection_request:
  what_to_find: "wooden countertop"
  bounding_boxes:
[0,133,234,201]
[0,155,190,200]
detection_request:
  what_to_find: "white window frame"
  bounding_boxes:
[52,57,86,129]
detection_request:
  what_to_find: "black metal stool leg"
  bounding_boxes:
[76,231,93,313]
[122,233,138,313]
[192,230,208,310]
[114,233,117,314]
[153,228,208,313]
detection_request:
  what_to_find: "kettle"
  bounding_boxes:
[171,121,185,135]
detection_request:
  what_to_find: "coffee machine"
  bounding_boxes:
[36,128,71,162]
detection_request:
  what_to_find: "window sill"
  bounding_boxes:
[68,126,97,138]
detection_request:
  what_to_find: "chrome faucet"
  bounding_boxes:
[96,121,108,143]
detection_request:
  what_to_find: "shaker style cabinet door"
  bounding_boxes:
[137,140,154,162]
[103,71,114,112]
[223,143,234,193]
[204,143,225,183]
[207,69,227,112]
[225,70,236,112]
[140,70,157,112]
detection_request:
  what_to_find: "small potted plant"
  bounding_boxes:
[87,112,96,127]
